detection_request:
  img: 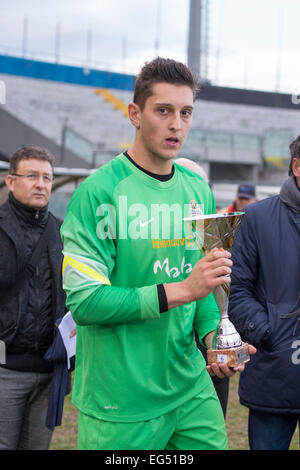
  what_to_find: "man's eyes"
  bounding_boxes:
[182,109,193,117]
[156,108,192,117]
[158,107,168,114]
[27,174,52,182]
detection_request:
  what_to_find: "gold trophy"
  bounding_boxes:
[184,212,250,367]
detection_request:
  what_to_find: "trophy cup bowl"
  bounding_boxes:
[184,212,250,367]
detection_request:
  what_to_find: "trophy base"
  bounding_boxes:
[207,342,250,367]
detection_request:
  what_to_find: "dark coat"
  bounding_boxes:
[229,195,300,414]
[0,198,65,348]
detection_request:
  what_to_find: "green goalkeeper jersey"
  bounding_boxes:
[61,153,220,422]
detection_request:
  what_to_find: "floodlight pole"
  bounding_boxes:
[187,0,202,80]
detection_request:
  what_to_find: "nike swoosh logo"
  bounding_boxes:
[139,218,154,228]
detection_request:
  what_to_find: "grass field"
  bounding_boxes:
[50,373,299,450]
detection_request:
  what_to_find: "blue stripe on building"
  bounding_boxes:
[0,54,135,91]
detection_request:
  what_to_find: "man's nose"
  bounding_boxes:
[35,176,47,187]
[169,112,182,130]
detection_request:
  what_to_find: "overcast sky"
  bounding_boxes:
[0,0,300,94]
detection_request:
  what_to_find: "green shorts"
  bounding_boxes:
[77,381,228,450]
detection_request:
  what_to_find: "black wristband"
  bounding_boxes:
[157,284,168,313]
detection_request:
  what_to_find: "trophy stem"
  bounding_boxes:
[184,211,250,366]
[213,282,243,350]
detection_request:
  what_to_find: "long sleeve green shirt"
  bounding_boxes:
[61,154,220,422]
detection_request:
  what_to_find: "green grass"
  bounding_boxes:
[225,374,250,450]
[50,373,299,450]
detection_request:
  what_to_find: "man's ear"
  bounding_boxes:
[292,157,300,178]
[128,102,141,130]
[5,174,15,192]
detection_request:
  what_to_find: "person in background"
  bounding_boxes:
[0,146,65,450]
[175,157,209,184]
[228,135,300,450]
[175,157,229,417]
[225,182,257,213]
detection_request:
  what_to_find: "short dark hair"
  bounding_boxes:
[9,146,55,174]
[289,135,300,176]
[133,57,199,111]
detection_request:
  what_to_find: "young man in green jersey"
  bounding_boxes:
[61,57,253,450]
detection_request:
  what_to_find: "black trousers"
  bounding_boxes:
[197,341,229,417]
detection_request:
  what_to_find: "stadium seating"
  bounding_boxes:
[0,73,135,158]
[94,88,129,117]
[1,70,300,183]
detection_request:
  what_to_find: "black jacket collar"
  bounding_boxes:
[8,192,48,227]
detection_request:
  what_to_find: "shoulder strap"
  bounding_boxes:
[0,215,56,309]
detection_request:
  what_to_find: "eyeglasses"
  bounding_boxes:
[11,173,54,184]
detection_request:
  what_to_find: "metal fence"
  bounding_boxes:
[61,125,114,168]
[181,127,293,169]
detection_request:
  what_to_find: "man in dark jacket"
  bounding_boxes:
[0,146,65,450]
[229,135,300,450]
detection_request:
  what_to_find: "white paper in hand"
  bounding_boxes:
[58,311,76,369]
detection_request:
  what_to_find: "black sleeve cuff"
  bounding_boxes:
[157,284,168,313]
